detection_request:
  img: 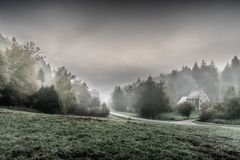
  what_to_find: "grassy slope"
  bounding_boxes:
[114,110,200,121]
[202,119,240,125]
[0,109,240,160]
[159,111,200,121]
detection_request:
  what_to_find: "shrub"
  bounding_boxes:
[88,103,109,117]
[199,109,215,122]
[225,97,240,119]
[177,102,195,119]
[68,104,88,116]
[98,103,110,117]
[0,83,32,106]
[68,103,109,117]
[30,86,60,114]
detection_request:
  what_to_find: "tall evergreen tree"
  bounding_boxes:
[231,56,240,69]
[0,51,9,90]
[55,66,76,114]
[192,62,201,82]
[222,63,232,83]
[37,68,45,84]
[224,86,237,101]
[138,76,170,119]
[112,86,127,111]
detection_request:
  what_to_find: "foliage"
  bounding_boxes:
[112,86,127,111]
[222,56,240,86]
[177,102,195,119]
[0,34,109,117]
[137,76,170,119]
[0,38,37,105]
[71,81,92,108]
[68,104,88,116]
[0,51,9,90]
[37,68,45,84]
[69,80,109,117]
[55,66,76,114]
[0,84,25,106]
[99,103,110,117]
[68,103,109,117]
[90,97,101,107]
[199,109,216,122]
[112,76,170,119]
[159,60,219,104]
[200,97,240,122]
[88,103,110,117]
[123,78,142,112]
[225,97,240,119]
[30,86,60,114]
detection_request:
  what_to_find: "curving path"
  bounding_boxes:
[110,111,240,130]
[110,111,198,125]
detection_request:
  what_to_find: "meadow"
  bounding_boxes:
[0,108,239,160]
[113,110,200,121]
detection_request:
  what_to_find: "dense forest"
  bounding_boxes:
[157,57,240,107]
[0,33,109,117]
[112,76,171,118]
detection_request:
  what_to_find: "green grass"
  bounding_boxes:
[200,119,240,125]
[0,109,239,159]
[112,110,139,117]
[159,111,200,121]
[113,110,200,121]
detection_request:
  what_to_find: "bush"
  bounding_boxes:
[0,84,30,106]
[68,103,109,117]
[98,103,110,117]
[225,97,240,119]
[88,103,110,117]
[30,86,60,114]
[68,103,88,116]
[177,102,195,119]
[199,109,215,122]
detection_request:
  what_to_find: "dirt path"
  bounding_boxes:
[110,112,240,130]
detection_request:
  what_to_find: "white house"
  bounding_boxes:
[177,96,188,105]
[177,90,210,110]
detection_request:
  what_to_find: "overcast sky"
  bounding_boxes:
[1,0,240,101]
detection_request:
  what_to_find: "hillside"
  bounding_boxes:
[0,108,239,160]
[0,34,109,117]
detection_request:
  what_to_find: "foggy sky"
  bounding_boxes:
[1,0,240,101]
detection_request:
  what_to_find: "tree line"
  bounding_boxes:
[159,56,240,106]
[112,56,240,120]
[0,34,109,117]
[112,76,171,119]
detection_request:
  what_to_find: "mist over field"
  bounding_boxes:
[1,0,240,159]
[1,0,240,101]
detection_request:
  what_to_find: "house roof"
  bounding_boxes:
[187,90,208,100]
[177,96,188,105]
[177,90,210,106]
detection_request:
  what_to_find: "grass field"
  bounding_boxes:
[112,111,139,117]
[114,110,200,121]
[199,119,240,125]
[0,109,240,160]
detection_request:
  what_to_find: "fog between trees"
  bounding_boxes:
[1,32,240,120]
[112,55,240,119]
[0,34,109,117]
